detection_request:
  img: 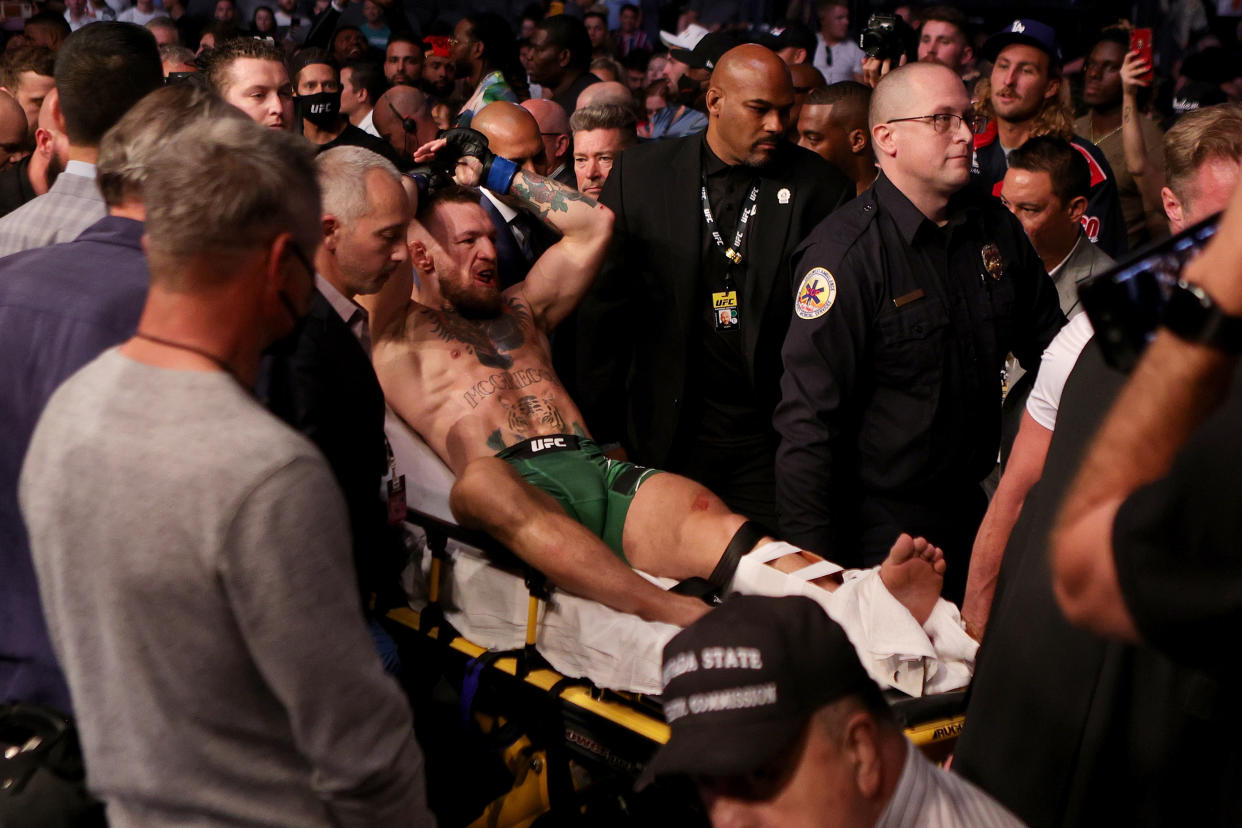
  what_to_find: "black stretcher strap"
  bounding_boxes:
[670,521,770,604]
[707,520,769,592]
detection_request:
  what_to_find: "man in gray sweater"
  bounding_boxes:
[19,109,431,825]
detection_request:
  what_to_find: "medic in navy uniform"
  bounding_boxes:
[774,61,1065,604]
[971,19,1128,259]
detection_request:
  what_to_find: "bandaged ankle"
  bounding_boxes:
[727,541,844,596]
[748,541,843,582]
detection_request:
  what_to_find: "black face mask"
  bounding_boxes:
[297,91,340,128]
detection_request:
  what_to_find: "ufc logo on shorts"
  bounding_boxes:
[530,437,567,452]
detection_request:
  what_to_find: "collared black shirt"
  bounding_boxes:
[687,137,764,447]
[775,173,1066,563]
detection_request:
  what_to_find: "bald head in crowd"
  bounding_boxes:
[869,62,974,202]
[0,94,28,169]
[472,100,547,174]
[522,98,570,178]
[868,60,965,128]
[373,84,436,164]
[576,79,632,110]
[705,44,794,167]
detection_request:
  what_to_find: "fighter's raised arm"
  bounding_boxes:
[415,129,613,331]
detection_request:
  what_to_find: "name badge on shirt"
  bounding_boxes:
[712,290,740,330]
[387,475,406,527]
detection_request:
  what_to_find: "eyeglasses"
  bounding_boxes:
[885,112,979,134]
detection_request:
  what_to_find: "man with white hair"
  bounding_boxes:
[263,146,412,655]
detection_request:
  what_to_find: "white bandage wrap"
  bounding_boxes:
[729,546,976,697]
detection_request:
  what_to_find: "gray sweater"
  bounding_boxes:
[21,349,431,827]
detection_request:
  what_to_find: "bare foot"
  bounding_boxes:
[879,533,945,625]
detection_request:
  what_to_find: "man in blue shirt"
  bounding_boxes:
[0,85,236,714]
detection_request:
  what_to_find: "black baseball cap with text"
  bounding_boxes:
[639,594,883,787]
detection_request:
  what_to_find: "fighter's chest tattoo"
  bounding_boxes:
[418,299,531,369]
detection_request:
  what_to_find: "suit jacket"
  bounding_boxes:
[0,216,147,713]
[0,171,107,257]
[575,134,851,467]
[1000,234,1114,462]
[1055,232,1114,318]
[261,290,402,611]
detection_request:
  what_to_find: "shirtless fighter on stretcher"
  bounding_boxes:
[370,127,948,631]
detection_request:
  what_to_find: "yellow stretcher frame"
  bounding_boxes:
[390,509,968,826]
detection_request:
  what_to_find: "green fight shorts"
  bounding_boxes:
[497,435,662,562]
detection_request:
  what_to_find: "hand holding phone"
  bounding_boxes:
[1129,28,1154,84]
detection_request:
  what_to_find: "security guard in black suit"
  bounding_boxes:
[775,62,1064,603]
[575,44,851,528]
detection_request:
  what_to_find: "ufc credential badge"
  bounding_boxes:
[712,290,740,330]
[795,267,836,319]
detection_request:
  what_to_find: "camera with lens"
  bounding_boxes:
[1080,213,1226,372]
[859,13,914,64]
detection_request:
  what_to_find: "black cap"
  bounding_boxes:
[981,18,1062,66]
[758,21,816,56]
[639,595,882,788]
[669,30,742,71]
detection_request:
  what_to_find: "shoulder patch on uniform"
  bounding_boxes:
[795,267,837,320]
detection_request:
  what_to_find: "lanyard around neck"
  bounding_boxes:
[700,178,760,269]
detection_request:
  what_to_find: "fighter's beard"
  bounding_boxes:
[439,272,504,318]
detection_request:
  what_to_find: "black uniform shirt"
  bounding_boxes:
[690,138,765,446]
[774,172,1066,557]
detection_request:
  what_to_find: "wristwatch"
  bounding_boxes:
[1162,279,1242,353]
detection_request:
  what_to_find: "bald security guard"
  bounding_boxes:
[575,44,850,528]
[775,62,1065,604]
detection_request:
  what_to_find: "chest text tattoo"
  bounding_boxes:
[419,298,530,369]
[463,367,560,408]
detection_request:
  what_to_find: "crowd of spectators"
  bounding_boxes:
[4,0,1242,825]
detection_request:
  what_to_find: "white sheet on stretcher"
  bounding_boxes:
[387,409,977,697]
